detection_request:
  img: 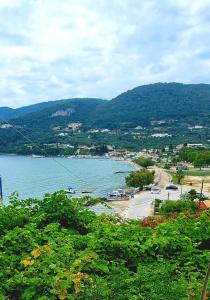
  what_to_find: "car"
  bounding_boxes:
[108,190,125,197]
[151,187,161,194]
[165,184,178,190]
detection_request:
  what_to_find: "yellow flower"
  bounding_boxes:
[21,258,35,267]
[31,248,41,258]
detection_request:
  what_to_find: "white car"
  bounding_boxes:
[108,190,122,197]
[150,187,161,194]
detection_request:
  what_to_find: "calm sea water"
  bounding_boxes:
[0,155,134,204]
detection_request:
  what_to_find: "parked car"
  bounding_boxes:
[108,190,126,198]
[165,184,178,190]
[151,187,161,194]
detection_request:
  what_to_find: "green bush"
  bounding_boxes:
[126,169,155,190]
[0,191,209,299]
[160,200,198,216]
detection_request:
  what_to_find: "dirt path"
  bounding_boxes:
[152,166,171,188]
[184,176,210,193]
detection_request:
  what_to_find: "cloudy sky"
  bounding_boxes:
[1,0,210,107]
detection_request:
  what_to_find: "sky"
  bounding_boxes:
[1,0,210,108]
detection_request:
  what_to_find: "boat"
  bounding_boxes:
[65,187,76,194]
[31,154,45,158]
[114,171,131,174]
[81,189,93,194]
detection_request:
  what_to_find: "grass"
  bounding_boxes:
[184,170,210,176]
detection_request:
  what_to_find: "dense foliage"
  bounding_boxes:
[133,157,154,168]
[159,200,198,216]
[173,169,185,184]
[179,148,210,168]
[125,170,155,190]
[0,191,209,299]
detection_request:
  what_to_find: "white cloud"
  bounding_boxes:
[1,0,210,107]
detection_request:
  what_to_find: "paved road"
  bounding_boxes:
[111,166,210,219]
[120,185,200,219]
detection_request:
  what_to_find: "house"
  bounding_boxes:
[176,144,184,151]
[199,200,210,210]
[100,129,110,133]
[88,129,99,133]
[187,143,205,148]
[67,123,82,131]
[78,145,95,151]
[0,123,12,129]
[58,132,68,137]
[151,133,171,138]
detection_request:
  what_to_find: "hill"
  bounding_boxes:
[91,82,210,128]
[2,82,210,127]
[1,82,210,152]
[0,98,105,121]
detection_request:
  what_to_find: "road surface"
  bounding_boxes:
[110,166,210,219]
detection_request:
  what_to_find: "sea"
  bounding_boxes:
[0,155,135,205]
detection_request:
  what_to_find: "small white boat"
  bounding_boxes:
[81,189,93,194]
[31,154,45,158]
[65,187,76,194]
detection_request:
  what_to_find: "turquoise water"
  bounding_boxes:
[0,155,134,204]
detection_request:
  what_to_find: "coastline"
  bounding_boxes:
[0,154,135,203]
[1,153,152,219]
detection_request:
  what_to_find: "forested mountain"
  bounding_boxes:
[1,83,210,128]
[1,83,210,153]
[0,98,104,121]
[91,82,210,128]
[0,107,13,119]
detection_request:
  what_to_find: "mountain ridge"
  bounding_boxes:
[1,82,210,152]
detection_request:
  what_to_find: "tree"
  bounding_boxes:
[126,170,155,190]
[174,170,185,184]
[94,144,108,155]
[133,157,154,168]
[188,189,197,201]
[193,152,210,169]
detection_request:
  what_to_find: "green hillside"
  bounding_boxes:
[1,83,210,152]
[2,82,210,128]
[91,83,210,128]
[0,98,105,121]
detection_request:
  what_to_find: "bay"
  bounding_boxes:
[0,155,135,204]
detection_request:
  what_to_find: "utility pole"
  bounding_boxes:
[0,175,3,203]
[200,179,204,200]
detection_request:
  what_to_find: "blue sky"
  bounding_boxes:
[1,0,210,107]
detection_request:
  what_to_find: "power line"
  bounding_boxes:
[0,118,92,187]
[0,117,134,194]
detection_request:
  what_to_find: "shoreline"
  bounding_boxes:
[0,154,136,204]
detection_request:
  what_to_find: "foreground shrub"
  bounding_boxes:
[0,191,209,299]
